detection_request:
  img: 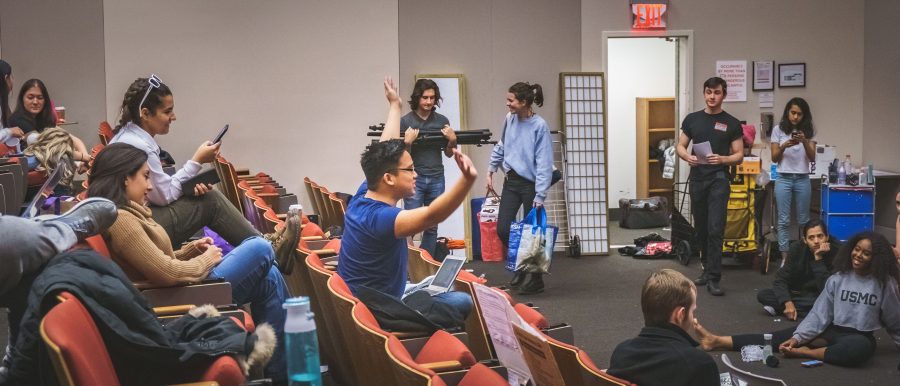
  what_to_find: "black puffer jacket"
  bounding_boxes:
[4,249,255,386]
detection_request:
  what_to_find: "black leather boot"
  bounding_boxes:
[518,273,544,295]
[508,271,526,290]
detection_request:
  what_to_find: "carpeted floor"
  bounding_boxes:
[465,221,899,385]
[3,221,898,384]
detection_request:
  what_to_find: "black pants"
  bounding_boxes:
[497,171,536,247]
[689,172,730,282]
[756,288,817,316]
[732,324,876,367]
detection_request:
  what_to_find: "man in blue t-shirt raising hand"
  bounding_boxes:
[676,77,744,296]
[338,77,477,318]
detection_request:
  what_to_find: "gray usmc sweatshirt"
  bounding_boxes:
[793,271,900,348]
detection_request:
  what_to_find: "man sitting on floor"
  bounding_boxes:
[608,269,719,386]
[758,219,839,320]
[337,77,476,321]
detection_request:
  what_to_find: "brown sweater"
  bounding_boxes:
[104,200,219,286]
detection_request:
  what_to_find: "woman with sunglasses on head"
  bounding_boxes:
[694,231,900,367]
[88,142,288,382]
[770,97,817,262]
[487,81,554,295]
[108,75,296,254]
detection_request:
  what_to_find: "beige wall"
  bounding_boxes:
[583,0,866,161]
[399,0,582,193]
[103,0,399,208]
[863,0,900,237]
[863,0,900,172]
[0,0,106,148]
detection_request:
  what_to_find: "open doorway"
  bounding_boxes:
[602,31,692,244]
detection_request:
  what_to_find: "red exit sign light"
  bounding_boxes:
[632,3,667,29]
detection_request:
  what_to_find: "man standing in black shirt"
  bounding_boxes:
[400,79,457,257]
[676,77,744,296]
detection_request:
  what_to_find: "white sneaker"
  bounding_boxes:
[763,305,777,316]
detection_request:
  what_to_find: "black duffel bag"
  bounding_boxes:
[619,197,670,229]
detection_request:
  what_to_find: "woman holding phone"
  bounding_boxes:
[770,97,817,262]
[109,75,298,258]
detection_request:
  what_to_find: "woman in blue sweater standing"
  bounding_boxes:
[487,82,554,295]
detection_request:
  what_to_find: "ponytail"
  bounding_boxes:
[115,77,172,133]
[508,82,544,108]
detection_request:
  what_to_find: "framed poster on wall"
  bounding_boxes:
[752,61,774,91]
[778,63,806,88]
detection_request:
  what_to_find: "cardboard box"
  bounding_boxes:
[736,156,761,174]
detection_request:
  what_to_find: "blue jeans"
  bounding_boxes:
[774,173,811,252]
[403,174,445,257]
[433,290,474,319]
[209,236,289,382]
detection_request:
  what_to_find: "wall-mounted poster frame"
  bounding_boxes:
[752,61,774,91]
[413,74,472,259]
[778,63,806,88]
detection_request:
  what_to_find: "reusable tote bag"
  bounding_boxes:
[478,187,504,261]
[506,207,558,273]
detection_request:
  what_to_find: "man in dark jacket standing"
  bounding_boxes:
[608,269,719,386]
[757,219,838,320]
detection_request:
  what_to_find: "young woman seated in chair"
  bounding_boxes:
[87,142,289,383]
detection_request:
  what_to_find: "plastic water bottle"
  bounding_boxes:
[867,163,875,185]
[284,297,322,386]
[763,333,773,359]
[837,162,846,185]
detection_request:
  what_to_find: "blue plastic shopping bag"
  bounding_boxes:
[505,207,558,273]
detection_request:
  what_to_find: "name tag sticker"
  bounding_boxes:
[714,122,728,132]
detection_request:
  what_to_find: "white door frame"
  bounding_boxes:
[601,30,694,119]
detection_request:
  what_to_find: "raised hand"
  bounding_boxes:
[384,76,400,105]
[452,148,477,180]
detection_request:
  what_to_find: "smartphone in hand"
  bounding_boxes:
[212,124,229,144]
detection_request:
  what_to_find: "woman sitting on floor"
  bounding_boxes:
[87,142,289,383]
[695,231,900,367]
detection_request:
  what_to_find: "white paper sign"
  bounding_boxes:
[472,283,533,382]
[716,60,747,102]
[758,91,774,109]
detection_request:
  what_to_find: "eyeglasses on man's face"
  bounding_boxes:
[392,166,416,173]
[138,74,163,112]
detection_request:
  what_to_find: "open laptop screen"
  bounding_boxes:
[430,255,465,290]
[21,164,65,218]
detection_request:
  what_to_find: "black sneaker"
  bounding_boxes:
[693,274,709,286]
[517,273,545,295]
[707,281,724,296]
[41,197,117,241]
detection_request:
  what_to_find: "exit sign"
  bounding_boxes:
[631,0,668,29]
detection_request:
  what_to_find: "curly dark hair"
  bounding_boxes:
[407,79,442,111]
[778,97,815,139]
[832,231,900,287]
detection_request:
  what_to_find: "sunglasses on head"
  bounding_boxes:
[137,74,163,112]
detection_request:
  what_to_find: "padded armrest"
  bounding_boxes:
[420,360,463,372]
[141,282,233,308]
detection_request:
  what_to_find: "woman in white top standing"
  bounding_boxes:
[770,97,817,261]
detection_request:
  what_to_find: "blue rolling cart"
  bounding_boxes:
[820,181,875,242]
